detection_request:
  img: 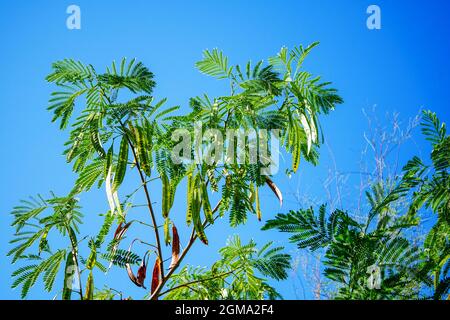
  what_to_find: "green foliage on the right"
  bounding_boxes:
[264,110,450,300]
[401,110,450,299]
[263,200,422,299]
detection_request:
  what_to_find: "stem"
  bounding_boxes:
[149,200,222,299]
[129,237,159,251]
[98,85,166,283]
[123,128,165,279]
[158,269,238,297]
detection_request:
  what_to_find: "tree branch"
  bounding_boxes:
[99,84,165,280]
[158,268,238,297]
[122,123,165,279]
[149,200,222,299]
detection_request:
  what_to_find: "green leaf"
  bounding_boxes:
[195,49,233,79]
[46,59,94,84]
[99,58,155,94]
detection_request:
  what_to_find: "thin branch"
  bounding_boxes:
[122,120,165,279]
[99,84,165,279]
[158,269,238,297]
[149,200,222,299]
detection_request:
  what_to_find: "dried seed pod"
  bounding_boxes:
[265,177,283,207]
[169,225,180,270]
[113,221,132,240]
[136,260,147,289]
[151,257,161,295]
[126,262,140,287]
[109,221,133,269]
[125,242,144,288]
[113,222,124,239]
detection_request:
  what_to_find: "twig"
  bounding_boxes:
[149,200,222,299]
[158,269,238,297]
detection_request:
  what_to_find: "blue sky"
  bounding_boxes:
[1,0,449,300]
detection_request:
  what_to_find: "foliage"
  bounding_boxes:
[162,236,291,300]
[9,44,342,299]
[9,194,83,298]
[264,110,449,300]
[401,110,450,299]
[263,195,422,299]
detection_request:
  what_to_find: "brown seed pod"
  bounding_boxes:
[151,257,161,295]
[114,221,132,240]
[126,262,140,287]
[125,241,145,288]
[265,177,283,207]
[136,260,147,289]
[113,222,124,239]
[109,221,133,269]
[169,225,180,270]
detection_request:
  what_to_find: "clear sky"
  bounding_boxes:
[1,0,449,300]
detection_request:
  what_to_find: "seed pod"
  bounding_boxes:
[125,243,143,288]
[151,257,161,295]
[292,121,301,173]
[163,217,171,246]
[62,252,76,300]
[265,177,283,207]
[161,173,171,218]
[207,169,218,192]
[112,136,129,193]
[193,175,208,245]
[113,222,124,239]
[249,183,255,204]
[86,250,97,270]
[109,221,133,269]
[126,262,140,287]
[186,173,194,226]
[202,182,214,224]
[132,123,151,177]
[84,271,94,300]
[169,224,180,270]
[90,116,106,158]
[255,185,262,221]
[136,260,147,289]
[113,221,132,240]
